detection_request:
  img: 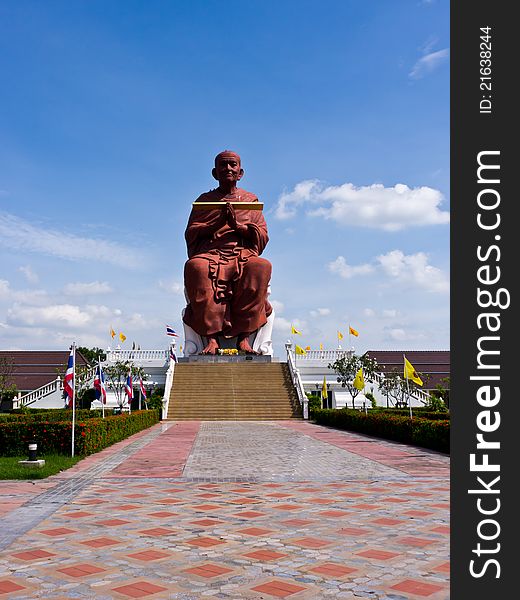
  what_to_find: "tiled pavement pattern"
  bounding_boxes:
[0,421,450,599]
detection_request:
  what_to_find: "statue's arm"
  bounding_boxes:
[231,206,269,254]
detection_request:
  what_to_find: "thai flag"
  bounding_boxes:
[93,364,107,404]
[169,346,177,362]
[125,372,133,404]
[63,348,75,408]
[138,377,147,400]
[166,325,178,337]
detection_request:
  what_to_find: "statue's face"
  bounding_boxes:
[213,156,243,184]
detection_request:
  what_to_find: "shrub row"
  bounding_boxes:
[0,409,104,423]
[0,410,160,457]
[311,408,449,453]
[372,408,450,420]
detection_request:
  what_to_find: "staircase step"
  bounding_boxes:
[167,362,301,420]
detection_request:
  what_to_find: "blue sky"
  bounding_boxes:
[0,0,449,356]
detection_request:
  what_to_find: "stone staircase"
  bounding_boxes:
[166,362,302,420]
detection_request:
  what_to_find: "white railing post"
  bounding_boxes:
[285,341,308,419]
[161,342,177,419]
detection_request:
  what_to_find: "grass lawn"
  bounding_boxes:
[0,454,82,480]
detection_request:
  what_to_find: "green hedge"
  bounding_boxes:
[0,410,160,457]
[0,409,104,423]
[372,408,450,420]
[311,408,449,453]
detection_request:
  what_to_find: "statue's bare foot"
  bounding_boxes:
[237,335,259,355]
[201,337,219,355]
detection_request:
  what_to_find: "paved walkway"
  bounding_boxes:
[0,421,450,599]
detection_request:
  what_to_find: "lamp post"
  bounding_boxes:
[18,441,45,468]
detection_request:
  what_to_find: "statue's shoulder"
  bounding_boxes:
[194,190,217,202]
[236,189,259,202]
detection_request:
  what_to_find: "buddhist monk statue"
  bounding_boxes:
[183,150,273,355]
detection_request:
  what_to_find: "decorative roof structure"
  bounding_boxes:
[363,350,450,389]
[0,350,90,393]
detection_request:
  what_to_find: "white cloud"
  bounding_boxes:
[0,211,146,268]
[275,180,320,220]
[270,299,284,315]
[382,309,399,318]
[409,48,449,79]
[63,281,113,296]
[275,180,449,231]
[7,303,92,328]
[328,256,373,279]
[388,328,407,341]
[385,327,427,342]
[310,307,331,317]
[6,302,121,329]
[363,308,376,317]
[0,279,48,304]
[327,251,448,293]
[377,250,449,293]
[84,304,115,319]
[273,316,293,333]
[158,279,184,295]
[19,265,39,284]
[273,317,307,335]
[0,279,10,298]
[127,312,161,330]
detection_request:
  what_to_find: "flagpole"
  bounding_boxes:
[404,354,412,419]
[363,375,367,415]
[99,357,105,419]
[71,342,76,457]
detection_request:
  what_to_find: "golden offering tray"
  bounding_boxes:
[192,201,263,211]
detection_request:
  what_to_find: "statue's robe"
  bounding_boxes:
[183,188,273,338]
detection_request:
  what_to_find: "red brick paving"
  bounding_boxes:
[251,579,308,597]
[0,579,27,594]
[12,549,56,560]
[391,579,445,596]
[0,420,449,599]
[243,549,288,561]
[111,581,169,598]
[309,563,358,577]
[57,563,106,577]
[183,563,233,578]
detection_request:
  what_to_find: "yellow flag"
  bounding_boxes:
[321,376,328,400]
[404,357,423,386]
[305,345,311,351]
[110,327,116,339]
[119,332,127,343]
[353,367,365,391]
[319,343,323,350]
[291,325,302,335]
[295,345,307,355]
[349,326,359,337]
[337,330,344,340]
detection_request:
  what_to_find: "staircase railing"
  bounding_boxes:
[105,349,169,363]
[285,343,308,419]
[372,370,430,405]
[161,344,177,419]
[13,376,62,409]
[291,349,353,362]
[13,364,99,409]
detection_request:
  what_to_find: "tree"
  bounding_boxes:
[328,353,379,409]
[104,361,147,408]
[378,369,408,408]
[379,367,430,409]
[77,347,106,365]
[0,357,18,409]
[430,377,450,412]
